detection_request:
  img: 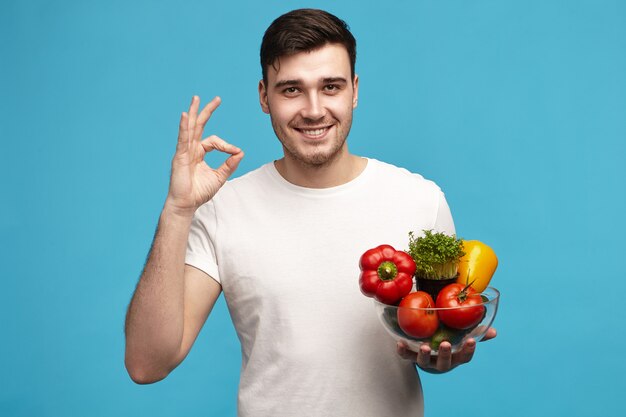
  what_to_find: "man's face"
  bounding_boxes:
[259,43,359,167]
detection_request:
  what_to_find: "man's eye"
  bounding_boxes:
[284,87,299,94]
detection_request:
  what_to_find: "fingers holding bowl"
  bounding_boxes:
[482,327,497,341]
[382,287,499,372]
[396,340,437,369]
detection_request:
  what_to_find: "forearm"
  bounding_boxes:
[124,202,193,382]
[124,95,242,383]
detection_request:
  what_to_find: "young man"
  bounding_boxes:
[125,8,495,417]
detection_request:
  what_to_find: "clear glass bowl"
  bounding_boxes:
[373,287,500,355]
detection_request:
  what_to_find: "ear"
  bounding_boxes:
[258,80,270,114]
[352,74,359,109]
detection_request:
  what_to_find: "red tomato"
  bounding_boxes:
[436,283,485,330]
[397,291,439,338]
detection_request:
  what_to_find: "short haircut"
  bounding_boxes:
[260,9,357,84]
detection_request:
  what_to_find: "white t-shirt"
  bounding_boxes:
[186,158,455,417]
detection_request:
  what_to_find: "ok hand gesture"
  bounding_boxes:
[166,96,244,217]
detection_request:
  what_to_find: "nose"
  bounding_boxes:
[300,92,326,120]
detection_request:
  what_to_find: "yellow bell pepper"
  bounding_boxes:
[456,240,498,292]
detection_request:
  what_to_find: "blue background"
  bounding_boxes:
[2,0,625,416]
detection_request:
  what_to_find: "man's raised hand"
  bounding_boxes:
[166,96,244,217]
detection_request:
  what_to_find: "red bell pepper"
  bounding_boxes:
[359,244,416,305]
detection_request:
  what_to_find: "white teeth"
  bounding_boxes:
[301,128,326,136]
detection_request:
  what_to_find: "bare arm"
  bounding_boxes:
[124,96,244,384]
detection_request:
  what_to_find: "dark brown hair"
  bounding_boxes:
[260,9,357,84]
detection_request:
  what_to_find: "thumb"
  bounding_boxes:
[215,150,245,182]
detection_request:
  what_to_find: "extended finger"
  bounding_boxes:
[436,342,452,372]
[176,111,189,153]
[195,96,222,140]
[187,96,200,143]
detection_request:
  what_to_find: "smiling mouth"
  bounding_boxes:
[294,126,331,138]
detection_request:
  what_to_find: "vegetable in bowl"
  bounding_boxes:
[407,230,465,280]
[374,286,500,355]
[407,230,465,299]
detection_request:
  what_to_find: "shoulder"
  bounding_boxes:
[213,162,275,198]
[194,163,276,217]
[225,162,274,187]
[367,158,443,194]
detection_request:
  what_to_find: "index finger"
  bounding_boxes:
[200,135,241,155]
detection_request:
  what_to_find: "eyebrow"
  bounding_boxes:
[274,79,301,89]
[273,77,349,89]
[322,77,348,85]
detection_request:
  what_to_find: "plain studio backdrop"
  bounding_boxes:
[1,1,624,416]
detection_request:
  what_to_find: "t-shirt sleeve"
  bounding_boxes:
[433,190,456,236]
[185,201,221,283]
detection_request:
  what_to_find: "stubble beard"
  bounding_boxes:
[270,113,354,169]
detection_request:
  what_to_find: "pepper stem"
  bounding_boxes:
[377,261,398,281]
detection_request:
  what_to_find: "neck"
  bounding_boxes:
[274,149,367,188]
